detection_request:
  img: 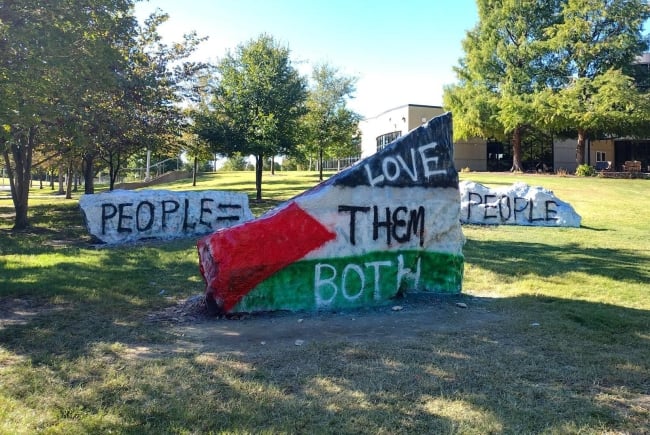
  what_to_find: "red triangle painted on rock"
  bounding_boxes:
[198,201,336,312]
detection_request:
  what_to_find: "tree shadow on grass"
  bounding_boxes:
[117,295,648,433]
[1,219,648,432]
[0,238,201,361]
[0,202,90,254]
[2,289,648,433]
[463,238,650,284]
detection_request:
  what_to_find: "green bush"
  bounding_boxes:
[221,154,250,171]
[575,164,596,177]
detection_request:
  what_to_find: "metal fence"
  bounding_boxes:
[320,156,360,171]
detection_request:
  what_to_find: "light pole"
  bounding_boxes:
[145,148,151,181]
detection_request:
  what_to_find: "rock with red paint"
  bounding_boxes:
[197,112,464,315]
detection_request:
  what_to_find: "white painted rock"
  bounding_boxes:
[459,181,581,227]
[79,189,253,244]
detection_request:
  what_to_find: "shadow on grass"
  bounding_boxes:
[129,296,650,433]
[1,294,647,433]
[0,202,90,254]
[464,238,650,284]
[0,238,201,360]
[1,198,648,432]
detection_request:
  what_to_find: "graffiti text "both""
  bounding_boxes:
[313,254,421,307]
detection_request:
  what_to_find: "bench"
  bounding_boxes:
[623,160,642,172]
[595,161,612,171]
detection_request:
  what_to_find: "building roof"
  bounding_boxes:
[363,104,443,121]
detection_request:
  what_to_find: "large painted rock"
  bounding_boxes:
[79,189,254,244]
[197,112,465,314]
[460,181,581,227]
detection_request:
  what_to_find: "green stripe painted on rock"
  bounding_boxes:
[233,250,464,313]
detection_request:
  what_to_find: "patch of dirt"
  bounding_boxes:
[146,293,503,355]
[1,294,503,358]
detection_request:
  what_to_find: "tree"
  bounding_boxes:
[301,64,361,180]
[95,11,206,191]
[179,131,212,186]
[197,34,307,200]
[443,0,562,172]
[540,0,650,165]
[1,0,136,229]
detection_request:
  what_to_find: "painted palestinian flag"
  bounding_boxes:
[197,112,464,314]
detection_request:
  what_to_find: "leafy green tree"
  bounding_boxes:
[625,54,650,93]
[197,34,307,200]
[220,153,250,171]
[539,0,650,165]
[96,11,206,191]
[1,1,207,228]
[191,72,236,174]
[179,131,213,186]
[444,0,562,172]
[0,0,135,229]
[301,64,361,180]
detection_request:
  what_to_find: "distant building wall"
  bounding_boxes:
[359,105,631,173]
[406,105,445,130]
[590,139,615,168]
[455,138,487,171]
[553,139,577,173]
[360,105,444,158]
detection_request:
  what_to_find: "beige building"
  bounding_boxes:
[359,104,490,171]
[359,104,446,158]
[358,104,639,173]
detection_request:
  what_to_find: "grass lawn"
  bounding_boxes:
[0,171,648,434]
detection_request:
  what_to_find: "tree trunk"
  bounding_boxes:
[510,126,524,172]
[82,152,95,194]
[65,160,73,199]
[109,168,117,191]
[576,128,587,166]
[108,152,122,191]
[57,162,65,195]
[271,156,275,175]
[318,146,324,181]
[255,154,263,200]
[2,127,35,230]
[192,156,198,186]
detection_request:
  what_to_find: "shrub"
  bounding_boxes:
[221,154,249,171]
[575,164,596,177]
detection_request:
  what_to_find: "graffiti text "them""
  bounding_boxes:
[339,205,425,247]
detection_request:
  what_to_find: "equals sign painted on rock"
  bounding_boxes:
[217,203,243,221]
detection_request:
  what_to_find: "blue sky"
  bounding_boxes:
[135,0,479,119]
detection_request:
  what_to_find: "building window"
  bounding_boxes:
[596,151,606,162]
[376,131,401,152]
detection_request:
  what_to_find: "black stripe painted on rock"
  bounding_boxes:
[332,112,458,189]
